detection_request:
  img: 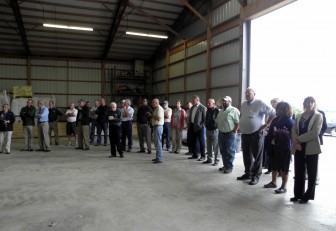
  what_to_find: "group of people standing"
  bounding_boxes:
[0,87,326,204]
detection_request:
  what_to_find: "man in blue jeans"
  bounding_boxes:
[149,98,164,163]
[217,96,240,174]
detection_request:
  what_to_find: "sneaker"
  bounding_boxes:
[275,188,287,194]
[137,150,146,153]
[237,174,251,180]
[264,182,277,188]
[74,142,79,148]
[147,151,151,154]
[224,169,232,174]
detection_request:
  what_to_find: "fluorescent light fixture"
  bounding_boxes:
[126,31,168,39]
[43,23,93,31]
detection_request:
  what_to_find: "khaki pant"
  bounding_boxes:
[48,121,59,144]
[0,131,12,153]
[77,122,90,149]
[171,127,182,152]
[23,125,34,150]
[137,123,151,151]
[38,122,50,151]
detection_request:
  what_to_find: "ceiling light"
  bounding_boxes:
[43,23,93,31]
[126,31,168,39]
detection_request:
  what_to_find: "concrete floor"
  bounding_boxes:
[0,136,335,231]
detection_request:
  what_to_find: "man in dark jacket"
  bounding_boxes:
[136,98,153,154]
[188,95,207,161]
[48,100,62,145]
[95,98,109,146]
[76,98,90,150]
[108,102,123,158]
[203,98,219,165]
[20,98,35,151]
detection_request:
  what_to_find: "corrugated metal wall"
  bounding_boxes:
[0,57,146,110]
[152,0,242,107]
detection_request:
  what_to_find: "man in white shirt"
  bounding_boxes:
[238,88,275,185]
[121,99,134,152]
[149,98,164,163]
[162,100,172,151]
[65,102,78,147]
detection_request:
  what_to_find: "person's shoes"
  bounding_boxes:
[264,171,271,174]
[188,156,198,159]
[120,153,124,158]
[275,188,287,194]
[147,151,151,154]
[95,143,101,146]
[203,160,212,164]
[36,149,43,152]
[224,169,232,174]
[5,152,10,154]
[299,199,309,204]
[166,148,170,151]
[249,178,259,185]
[127,149,132,152]
[212,162,218,166]
[84,147,90,151]
[264,182,277,188]
[197,157,205,161]
[152,158,158,161]
[21,148,28,151]
[237,174,251,180]
[44,150,51,152]
[29,149,33,152]
[169,151,174,153]
[137,150,146,153]
[109,155,117,158]
[55,142,59,146]
[153,160,163,164]
[219,167,225,171]
[75,147,83,149]
[185,152,192,155]
[174,151,179,154]
[104,143,107,146]
[290,197,299,202]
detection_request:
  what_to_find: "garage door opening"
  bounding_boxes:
[249,0,336,114]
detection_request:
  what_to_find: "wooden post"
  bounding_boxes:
[27,56,31,85]
[101,62,105,98]
[165,49,170,100]
[205,1,212,101]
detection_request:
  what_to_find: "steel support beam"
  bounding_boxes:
[128,1,184,41]
[102,0,128,60]
[240,0,296,20]
[9,0,30,56]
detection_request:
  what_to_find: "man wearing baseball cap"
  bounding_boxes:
[217,96,240,173]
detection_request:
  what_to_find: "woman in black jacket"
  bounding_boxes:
[0,103,15,154]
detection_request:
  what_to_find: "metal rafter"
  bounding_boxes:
[102,0,128,60]
[237,0,247,7]
[180,0,208,26]
[8,0,30,55]
[127,1,184,41]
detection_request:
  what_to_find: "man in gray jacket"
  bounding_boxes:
[188,95,207,161]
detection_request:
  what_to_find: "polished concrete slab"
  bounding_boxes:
[0,136,335,231]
